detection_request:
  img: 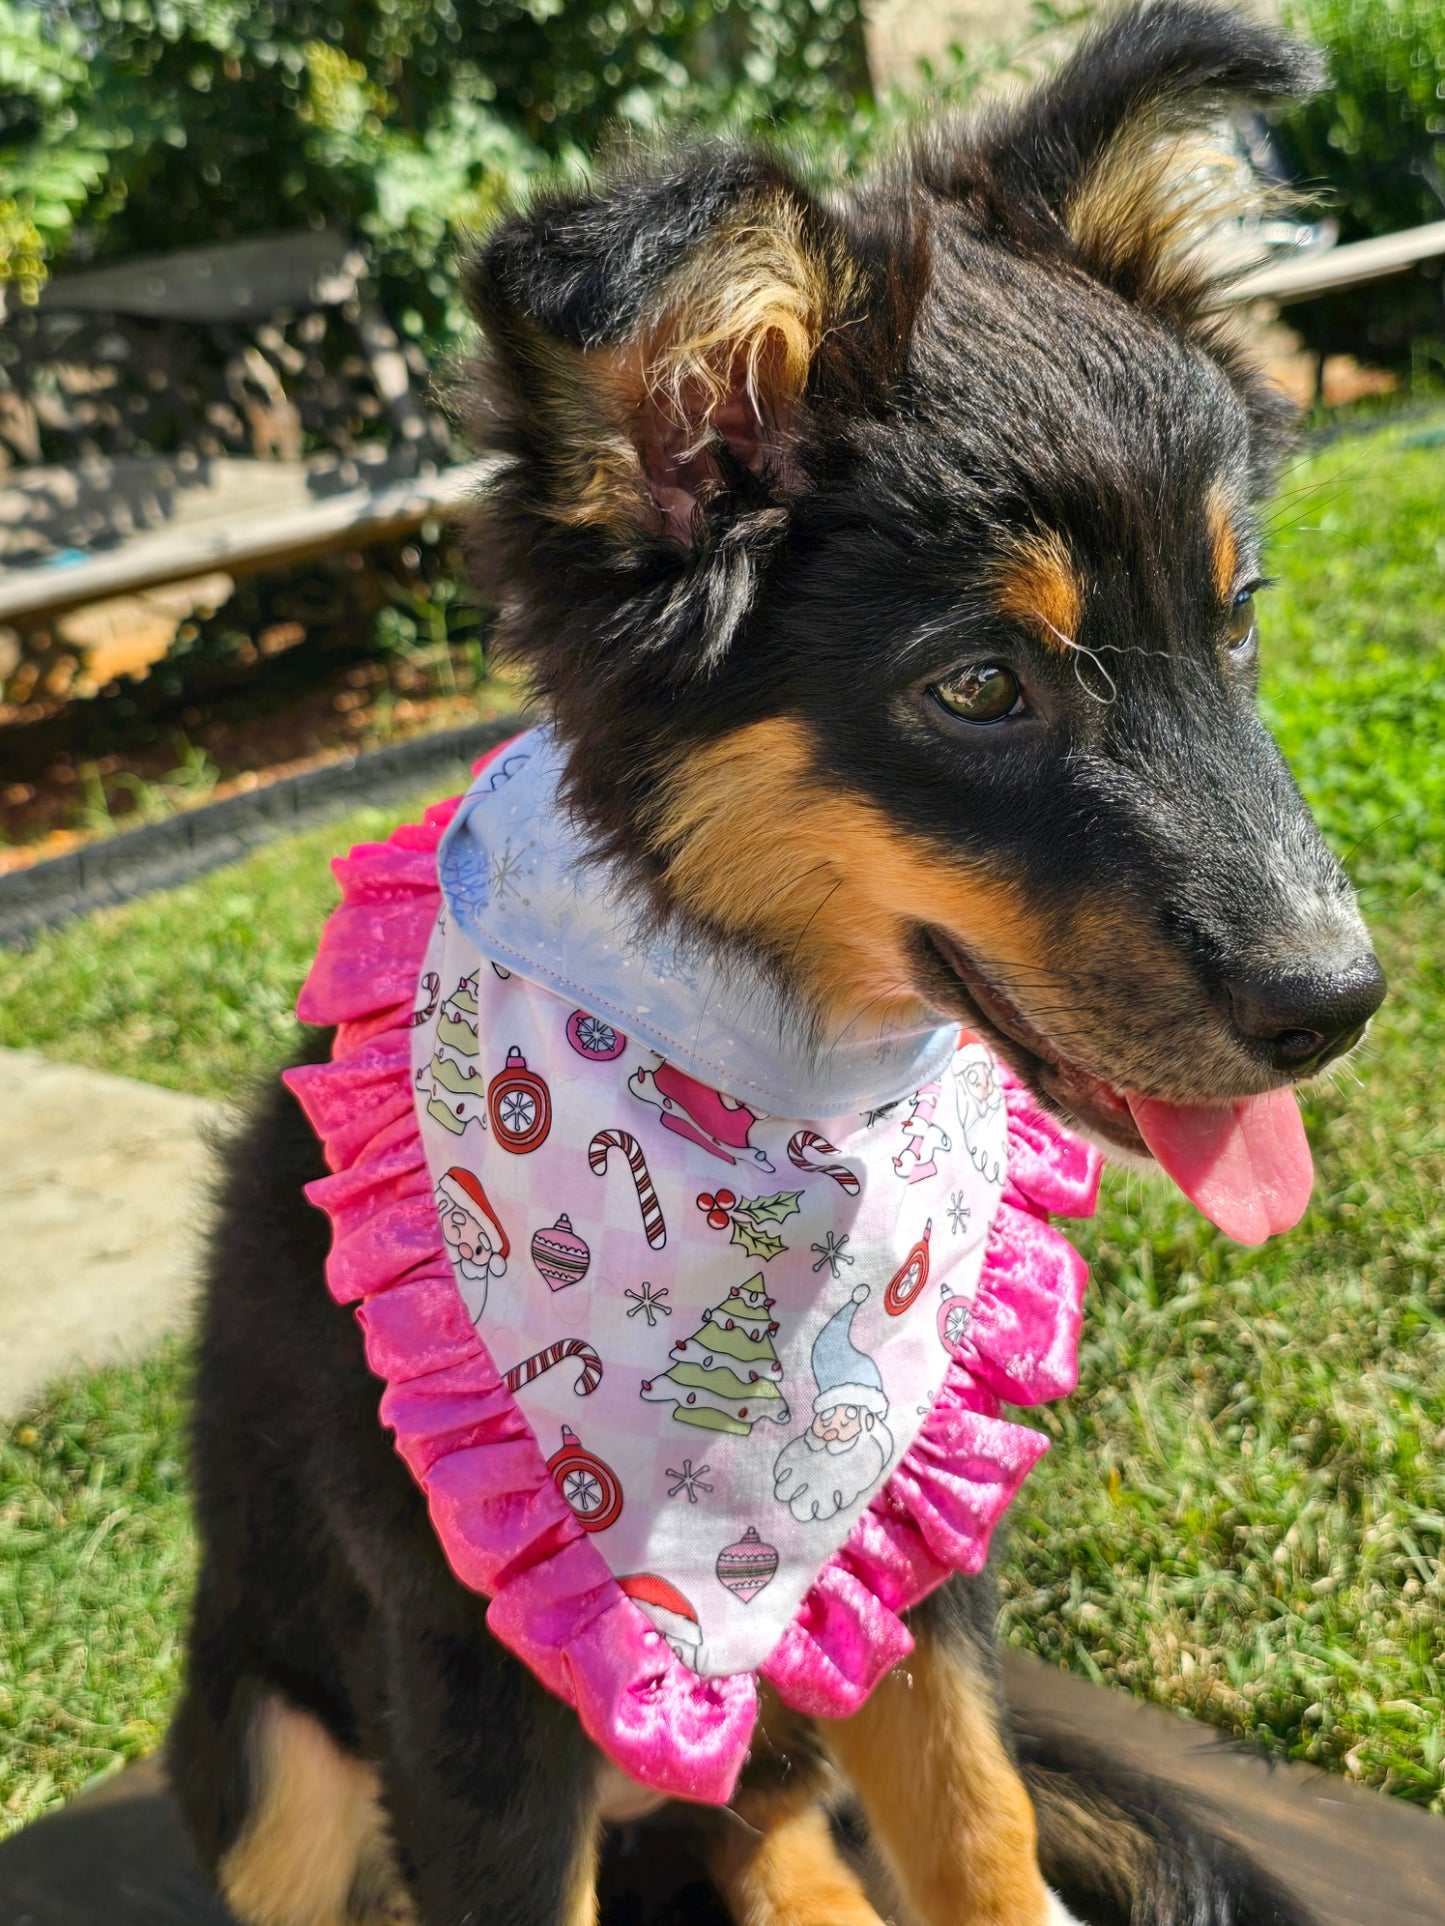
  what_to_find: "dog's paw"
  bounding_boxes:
[1044,1892,1086,1926]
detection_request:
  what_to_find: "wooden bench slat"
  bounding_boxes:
[0,458,498,625]
[36,230,366,323]
[1228,218,1445,305]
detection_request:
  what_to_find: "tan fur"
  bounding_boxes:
[220,1696,412,1926]
[1064,123,1280,314]
[541,192,852,538]
[711,1801,885,1926]
[560,1811,602,1926]
[1206,479,1239,602]
[825,1640,1052,1926]
[994,529,1084,646]
[640,195,852,438]
[650,715,1050,1035]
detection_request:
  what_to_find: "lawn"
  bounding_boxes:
[2,411,1443,1830]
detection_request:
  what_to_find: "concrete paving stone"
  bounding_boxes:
[0,1048,228,1417]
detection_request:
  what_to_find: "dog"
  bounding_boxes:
[169,6,1385,1922]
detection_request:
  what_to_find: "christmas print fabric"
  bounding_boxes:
[410,905,1010,1680]
[284,736,1102,1802]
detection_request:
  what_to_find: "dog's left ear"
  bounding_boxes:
[933,0,1323,319]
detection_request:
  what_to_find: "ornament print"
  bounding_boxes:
[548,1426,623,1532]
[488,1046,552,1151]
[529,1213,590,1291]
[884,1220,933,1317]
[589,1128,667,1249]
[566,1008,627,1061]
[641,1274,789,1436]
[716,1527,779,1603]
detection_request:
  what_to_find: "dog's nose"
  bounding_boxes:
[1228,954,1386,1074]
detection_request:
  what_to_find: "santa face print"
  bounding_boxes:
[433,1169,510,1320]
[811,1403,863,1448]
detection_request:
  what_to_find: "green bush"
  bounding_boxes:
[0,0,871,343]
[1277,0,1445,239]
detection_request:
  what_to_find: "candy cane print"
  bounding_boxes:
[787,1129,861,1195]
[504,1337,603,1398]
[589,1128,667,1249]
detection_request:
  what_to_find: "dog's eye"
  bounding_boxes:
[1227,589,1258,652]
[932,663,1022,723]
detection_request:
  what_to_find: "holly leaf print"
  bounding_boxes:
[730,1218,787,1262]
[738,1190,802,1225]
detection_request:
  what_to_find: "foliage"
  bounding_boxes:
[0,0,871,339]
[1276,0,1445,239]
[1,412,1444,1825]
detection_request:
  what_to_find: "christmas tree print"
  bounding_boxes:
[641,1274,790,1437]
[417,973,487,1136]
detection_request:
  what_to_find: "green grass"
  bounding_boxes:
[2,412,1444,1829]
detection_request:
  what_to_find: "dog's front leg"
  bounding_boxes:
[377,1615,601,1926]
[822,1577,1064,1926]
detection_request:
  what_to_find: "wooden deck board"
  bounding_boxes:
[0,1659,1438,1925]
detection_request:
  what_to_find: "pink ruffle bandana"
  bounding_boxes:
[286,739,1101,1804]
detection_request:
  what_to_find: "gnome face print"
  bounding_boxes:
[628,1062,774,1173]
[773,1285,894,1525]
[434,1168,509,1319]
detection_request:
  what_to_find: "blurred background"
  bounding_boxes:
[1,0,1444,1877]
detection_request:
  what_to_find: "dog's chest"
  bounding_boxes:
[409,904,1009,1683]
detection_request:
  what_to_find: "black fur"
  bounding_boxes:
[174,8,1367,1923]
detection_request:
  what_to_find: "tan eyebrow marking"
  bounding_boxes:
[1207,480,1239,603]
[993,529,1084,650]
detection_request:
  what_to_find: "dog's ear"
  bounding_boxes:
[464,149,881,557]
[930,0,1322,317]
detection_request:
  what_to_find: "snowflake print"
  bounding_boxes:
[947,1190,971,1235]
[496,1087,538,1134]
[666,1459,714,1503]
[489,836,534,905]
[810,1231,854,1278]
[625,1280,672,1326]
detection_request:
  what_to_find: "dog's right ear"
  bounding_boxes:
[463,148,891,561]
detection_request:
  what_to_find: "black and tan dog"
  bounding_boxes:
[170,6,1384,1922]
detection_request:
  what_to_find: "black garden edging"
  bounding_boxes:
[0,713,525,949]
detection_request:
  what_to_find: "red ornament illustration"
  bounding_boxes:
[548,1425,623,1532]
[937,1278,972,1353]
[565,1009,627,1061]
[487,1046,552,1152]
[884,1219,932,1317]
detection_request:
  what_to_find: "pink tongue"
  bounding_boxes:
[1125,1088,1313,1245]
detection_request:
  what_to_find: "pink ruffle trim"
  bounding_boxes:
[284,762,1101,1805]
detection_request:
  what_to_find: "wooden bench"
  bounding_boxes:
[0,230,487,692]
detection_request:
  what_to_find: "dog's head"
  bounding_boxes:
[460,1,1384,1241]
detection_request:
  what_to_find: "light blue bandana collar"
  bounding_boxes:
[435,726,958,1118]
